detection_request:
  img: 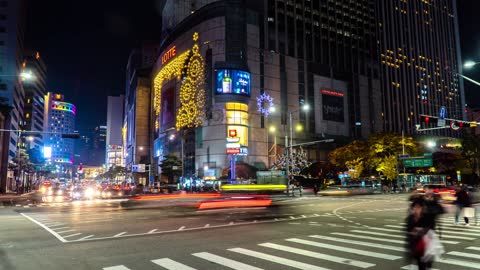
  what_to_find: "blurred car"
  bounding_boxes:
[100,188,123,199]
[71,186,97,200]
[42,187,70,203]
[415,184,457,202]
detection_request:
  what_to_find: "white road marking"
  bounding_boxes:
[467,247,480,251]
[400,264,439,270]
[309,235,405,251]
[229,248,329,270]
[286,238,401,260]
[148,229,158,234]
[78,235,94,240]
[193,252,263,270]
[204,224,210,228]
[365,227,475,240]
[114,232,127,237]
[63,233,81,238]
[178,226,185,231]
[152,258,197,270]
[349,230,460,244]
[57,230,75,234]
[331,232,405,244]
[438,257,480,269]
[448,251,480,260]
[259,242,374,268]
[20,213,67,243]
[103,265,131,270]
[386,224,480,237]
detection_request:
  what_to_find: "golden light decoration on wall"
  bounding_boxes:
[176,33,205,130]
[153,49,191,117]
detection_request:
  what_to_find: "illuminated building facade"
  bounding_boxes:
[22,51,47,150]
[44,92,76,164]
[152,0,381,179]
[106,95,124,168]
[376,0,465,135]
[124,45,158,184]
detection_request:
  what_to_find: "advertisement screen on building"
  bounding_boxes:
[215,69,250,95]
[321,90,344,122]
[43,146,52,158]
[161,87,175,129]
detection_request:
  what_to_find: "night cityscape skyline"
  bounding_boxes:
[3,2,480,270]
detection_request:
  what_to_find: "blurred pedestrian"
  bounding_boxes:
[289,181,296,197]
[313,183,319,196]
[406,198,432,270]
[455,186,472,226]
[423,188,445,234]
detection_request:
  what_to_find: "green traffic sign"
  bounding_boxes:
[403,158,433,168]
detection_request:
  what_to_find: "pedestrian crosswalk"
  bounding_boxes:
[102,216,480,270]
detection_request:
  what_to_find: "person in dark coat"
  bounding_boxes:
[455,186,472,225]
[406,198,432,270]
[423,188,445,231]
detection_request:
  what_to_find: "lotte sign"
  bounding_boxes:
[162,46,176,64]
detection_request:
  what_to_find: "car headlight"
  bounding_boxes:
[85,188,94,197]
[73,192,80,197]
[57,190,63,195]
[47,190,53,196]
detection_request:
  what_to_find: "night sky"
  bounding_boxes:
[24,1,480,135]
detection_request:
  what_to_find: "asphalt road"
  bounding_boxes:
[1,194,480,270]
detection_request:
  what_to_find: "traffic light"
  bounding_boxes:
[61,133,80,139]
[457,121,477,128]
[421,115,437,125]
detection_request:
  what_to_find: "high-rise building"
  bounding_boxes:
[376,0,465,135]
[151,0,381,180]
[44,92,76,164]
[22,50,47,150]
[92,125,106,166]
[0,0,27,192]
[106,95,124,168]
[124,44,158,184]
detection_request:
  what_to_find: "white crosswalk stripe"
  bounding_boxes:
[228,247,329,270]
[331,232,406,244]
[386,224,480,237]
[286,238,402,260]
[103,266,131,270]
[309,235,405,252]
[259,242,375,268]
[151,258,197,270]
[99,221,480,270]
[192,252,263,270]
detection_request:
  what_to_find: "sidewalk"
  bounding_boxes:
[0,191,37,206]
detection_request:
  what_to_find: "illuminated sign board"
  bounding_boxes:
[229,129,237,137]
[162,46,177,65]
[226,137,240,143]
[216,69,250,95]
[226,148,241,154]
[43,146,52,158]
[321,89,344,97]
[321,89,345,122]
[226,143,241,149]
[239,147,248,156]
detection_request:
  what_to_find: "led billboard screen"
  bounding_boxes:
[215,69,250,95]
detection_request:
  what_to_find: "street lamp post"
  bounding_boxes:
[286,104,310,178]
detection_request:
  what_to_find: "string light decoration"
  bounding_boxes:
[153,49,192,129]
[256,92,274,116]
[176,32,206,130]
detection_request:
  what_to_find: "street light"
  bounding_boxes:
[286,104,310,178]
[464,61,480,69]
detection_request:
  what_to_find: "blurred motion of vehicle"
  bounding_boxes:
[197,195,272,210]
[42,187,70,203]
[317,185,376,196]
[415,184,457,202]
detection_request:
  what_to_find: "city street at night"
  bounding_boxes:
[1,194,480,270]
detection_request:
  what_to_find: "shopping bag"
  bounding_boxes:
[422,230,445,262]
[464,207,475,218]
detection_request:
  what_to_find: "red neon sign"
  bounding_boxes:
[229,129,237,137]
[226,148,240,154]
[162,46,177,65]
[321,89,344,97]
